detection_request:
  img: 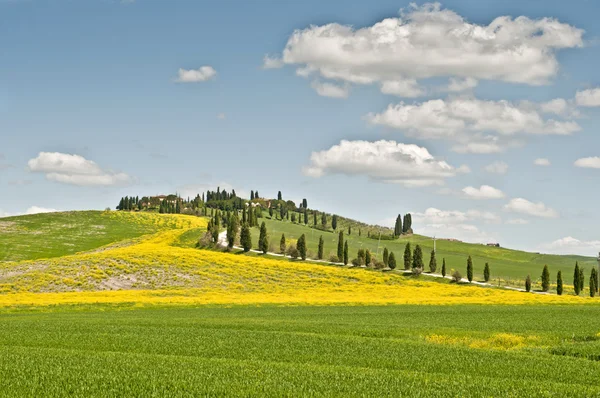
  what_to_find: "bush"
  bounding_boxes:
[451,269,462,283]
[412,267,423,277]
[286,245,299,259]
[329,255,340,263]
[351,258,361,267]
[374,261,386,270]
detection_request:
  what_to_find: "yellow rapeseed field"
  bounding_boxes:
[0,212,597,307]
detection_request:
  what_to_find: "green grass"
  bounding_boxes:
[250,217,597,286]
[0,211,166,262]
[1,304,600,397]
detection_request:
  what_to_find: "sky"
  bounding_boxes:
[1,0,600,256]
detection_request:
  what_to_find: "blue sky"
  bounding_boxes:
[1,0,600,256]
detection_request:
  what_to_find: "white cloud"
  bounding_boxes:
[504,198,558,218]
[269,3,583,97]
[575,88,600,107]
[506,218,529,225]
[574,156,600,169]
[217,113,226,120]
[310,81,349,98]
[484,161,508,174]
[539,236,600,256]
[25,206,58,215]
[303,139,467,187]
[262,55,284,69]
[462,185,505,200]
[445,77,478,93]
[539,98,578,117]
[380,79,425,97]
[534,158,551,166]
[412,208,501,225]
[28,152,131,186]
[175,66,217,83]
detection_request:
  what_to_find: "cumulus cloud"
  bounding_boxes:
[504,198,558,218]
[539,236,600,256]
[28,152,131,186]
[310,81,350,98]
[412,208,501,225]
[367,97,579,153]
[575,88,600,107]
[217,113,226,120]
[380,79,425,97]
[262,55,284,69]
[175,66,217,83]
[462,185,505,200]
[506,218,530,225]
[303,140,467,187]
[267,3,583,97]
[574,156,600,169]
[539,98,578,117]
[484,161,508,174]
[534,158,551,166]
[445,77,478,93]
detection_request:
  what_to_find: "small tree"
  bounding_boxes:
[365,249,372,266]
[297,234,307,260]
[403,243,412,270]
[525,275,532,292]
[451,269,462,283]
[332,215,338,230]
[557,271,563,296]
[318,236,324,260]
[466,255,473,283]
[280,234,286,254]
[382,248,389,267]
[574,262,581,295]
[412,244,424,270]
[428,250,437,273]
[388,252,397,269]
[337,231,344,260]
[240,223,251,252]
[357,249,366,266]
[483,263,490,282]
[258,222,268,254]
[590,269,598,298]
[343,241,349,265]
[441,258,446,277]
[541,264,550,292]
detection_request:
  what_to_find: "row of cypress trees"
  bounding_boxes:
[524,262,598,296]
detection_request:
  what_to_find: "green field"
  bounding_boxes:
[249,217,596,285]
[0,304,599,397]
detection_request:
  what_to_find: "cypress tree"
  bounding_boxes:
[337,231,344,260]
[557,271,563,296]
[441,258,446,277]
[466,255,473,283]
[541,264,550,292]
[343,241,349,265]
[388,252,397,269]
[321,213,327,227]
[332,215,338,231]
[348,225,351,235]
[365,249,371,266]
[382,248,389,267]
[277,191,282,201]
[304,208,308,225]
[226,213,239,249]
[394,214,403,236]
[574,262,581,295]
[291,212,296,223]
[318,235,324,260]
[240,223,251,252]
[280,233,286,254]
[297,234,307,260]
[302,198,307,209]
[525,275,532,292]
[579,267,585,293]
[590,269,597,298]
[412,245,424,270]
[428,250,437,273]
[403,243,412,270]
[259,222,268,254]
[255,191,259,199]
[313,211,317,226]
[484,263,490,282]
[357,249,366,265]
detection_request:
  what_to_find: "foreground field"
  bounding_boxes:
[1,304,600,397]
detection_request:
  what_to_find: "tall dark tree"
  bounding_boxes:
[277,191,282,201]
[280,233,286,254]
[541,264,550,292]
[337,231,344,260]
[269,207,273,218]
[348,225,351,235]
[484,263,490,282]
[304,208,308,225]
[343,241,349,265]
[579,266,585,293]
[428,250,437,273]
[255,191,259,199]
[226,213,239,249]
[240,223,252,252]
[382,248,389,267]
[525,275,532,292]
[302,198,308,209]
[466,255,473,283]
[412,245,424,270]
[259,222,268,254]
[321,213,327,228]
[394,214,403,236]
[357,249,366,266]
[574,262,581,295]
[441,258,446,277]
[388,252,397,270]
[318,235,324,260]
[557,271,563,296]
[313,211,318,226]
[297,234,307,260]
[332,215,338,231]
[250,190,254,200]
[279,205,285,220]
[291,212,296,223]
[403,243,412,270]
[590,268,598,298]
[365,249,372,266]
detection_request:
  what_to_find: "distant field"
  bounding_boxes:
[1,304,600,397]
[249,217,597,286]
[0,211,199,262]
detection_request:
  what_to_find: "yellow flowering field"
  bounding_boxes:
[0,213,598,307]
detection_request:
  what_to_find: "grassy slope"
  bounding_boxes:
[250,217,596,285]
[0,211,190,262]
[1,304,600,397]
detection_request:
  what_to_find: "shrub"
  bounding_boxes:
[286,245,299,259]
[357,249,366,265]
[329,254,340,263]
[279,234,286,254]
[351,258,361,267]
[451,269,462,283]
[525,275,532,292]
[365,250,372,267]
[388,252,397,270]
[412,267,423,277]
